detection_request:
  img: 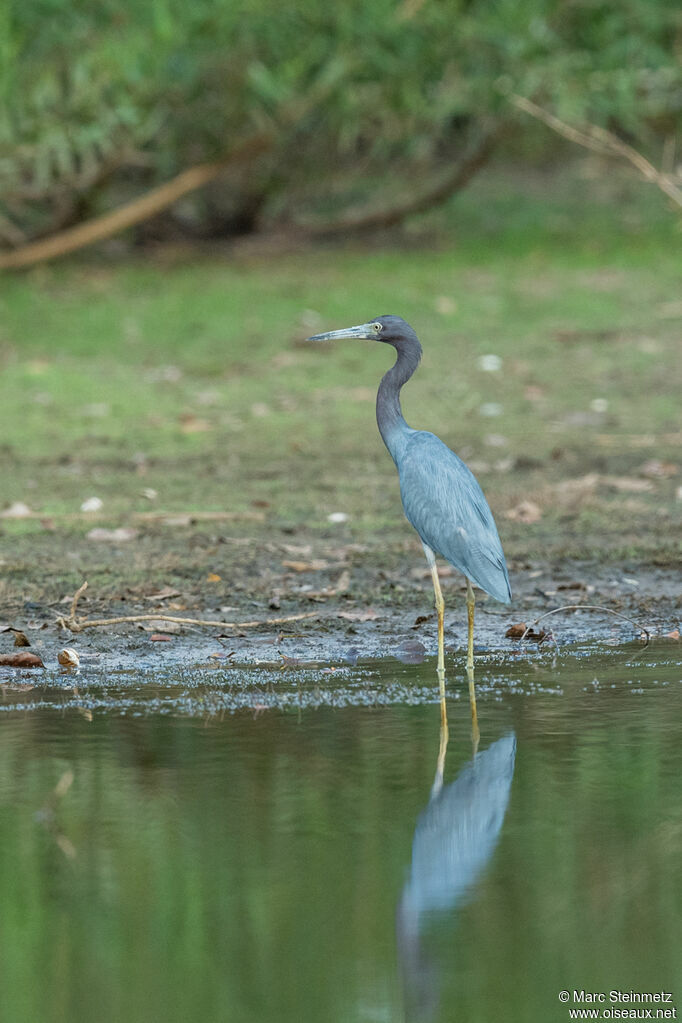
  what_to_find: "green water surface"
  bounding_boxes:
[1,646,681,1022]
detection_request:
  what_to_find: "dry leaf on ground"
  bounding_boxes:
[639,459,678,479]
[11,630,30,647]
[179,414,212,434]
[282,559,329,572]
[338,608,379,621]
[555,473,600,497]
[603,476,653,493]
[333,569,351,594]
[87,527,138,542]
[305,570,352,600]
[281,543,312,556]
[0,502,32,519]
[505,621,548,638]
[144,587,182,601]
[0,651,44,668]
[435,295,457,315]
[505,623,547,642]
[410,565,454,580]
[552,328,620,344]
[505,500,542,524]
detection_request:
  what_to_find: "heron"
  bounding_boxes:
[397,728,517,1020]
[308,315,511,703]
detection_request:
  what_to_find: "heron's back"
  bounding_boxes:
[403,732,516,916]
[397,431,511,602]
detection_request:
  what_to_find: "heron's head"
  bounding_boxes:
[308,314,421,355]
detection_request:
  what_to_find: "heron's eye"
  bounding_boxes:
[372,322,382,333]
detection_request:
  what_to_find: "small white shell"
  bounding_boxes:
[80,497,103,513]
[477,354,502,372]
[58,648,80,668]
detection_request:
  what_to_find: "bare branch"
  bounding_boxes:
[510,94,682,211]
[520,603,651,646]
[297,127,501,235]
[58,610,322,634]
[0,133,273,270]
[0,70,347,270]
[56,579,322,633]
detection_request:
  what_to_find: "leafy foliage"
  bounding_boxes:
[1,0,680,244]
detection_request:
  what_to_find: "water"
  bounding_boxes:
[1,644,681,1022]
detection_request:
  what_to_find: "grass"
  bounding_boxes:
[0,163,680,609]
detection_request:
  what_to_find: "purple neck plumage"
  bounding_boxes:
[376,337,423,463]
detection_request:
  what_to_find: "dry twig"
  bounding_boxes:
[298,128,501,235]
[0,135,272,270]
[520,604,650,647]
[56,581,321,634]
[0,74,346,271]
[510,94,682,211]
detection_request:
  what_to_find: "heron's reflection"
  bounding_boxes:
[397,706,516,1021]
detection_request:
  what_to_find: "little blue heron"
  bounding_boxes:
[398,729,516,1020]
[309,315,511,700]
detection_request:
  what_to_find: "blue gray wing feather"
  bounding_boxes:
[397,431,511,602]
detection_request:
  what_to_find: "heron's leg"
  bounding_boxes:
[422,544,446,690]
[430,698,449,801]
[465,578,480,750]
[466,578,476,672]
[467,666,480,754]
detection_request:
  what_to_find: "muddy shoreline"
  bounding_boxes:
[3,559,678,676]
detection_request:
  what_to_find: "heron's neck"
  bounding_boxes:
[376,341,422,464]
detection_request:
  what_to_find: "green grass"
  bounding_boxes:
[0,165,680,606]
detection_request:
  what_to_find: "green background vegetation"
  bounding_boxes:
[1,172,680,600]
[0,0,680,606]
[2,0,680,242]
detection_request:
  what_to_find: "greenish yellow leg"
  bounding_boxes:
[429,698,450,799]
[467,666,480,754]
[434,697,449,794]
[423,544,446,708]
[429,560,446,681]
[465,579,480,751]
[466,578,475,672]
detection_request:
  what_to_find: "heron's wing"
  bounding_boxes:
[403,733,516,916]
[397,431,511,602]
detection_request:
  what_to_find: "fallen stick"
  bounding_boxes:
[509,94,682,212]
[56,581,320,634]
[520,604,650,647]
[0,509,265,522]
[0,137,272,271]
[132,511,265,522]
[59,611,321,633]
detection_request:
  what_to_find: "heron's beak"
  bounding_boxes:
[307,322,376,342]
